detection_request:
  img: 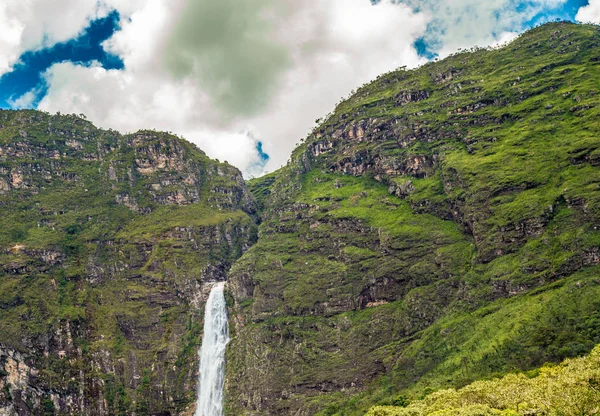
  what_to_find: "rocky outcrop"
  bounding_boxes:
[396,90,430,105]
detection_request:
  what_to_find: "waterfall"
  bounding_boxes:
[195,282,229,416]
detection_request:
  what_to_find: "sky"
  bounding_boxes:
[0,0,597,176]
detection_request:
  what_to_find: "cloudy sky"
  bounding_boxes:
[0,0,596,176]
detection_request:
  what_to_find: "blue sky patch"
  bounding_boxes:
[256,141,270,164]
[245,141,271,176]
[412,0,590,59]
[524,0,589,27]
[0,11,123,109]
[414,37,438,60]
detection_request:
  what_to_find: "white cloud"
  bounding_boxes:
[102,0,177,71]
[395,0,567,58]
[7,87,38,109]
[182,129,268,177]
[38,0,429,175]
[20,0,107,50]
[576,0,600,23]
[0,2,24,75]
[489,31,520,49]
[12,0,578,175]
[0,0,110,77]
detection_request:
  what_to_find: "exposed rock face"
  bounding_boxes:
[0,111,257,415]
[396,90,430,105]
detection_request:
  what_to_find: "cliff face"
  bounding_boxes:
[0,111,256,415]
[225,22,600,415]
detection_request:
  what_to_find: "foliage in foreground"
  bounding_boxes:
[367,344,600,416]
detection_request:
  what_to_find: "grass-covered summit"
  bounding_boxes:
[225,21,600,415]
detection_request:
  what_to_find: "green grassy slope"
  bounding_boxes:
[226,22,600,415]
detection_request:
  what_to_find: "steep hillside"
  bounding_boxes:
[0,110,257,414]
[225,22,600,415]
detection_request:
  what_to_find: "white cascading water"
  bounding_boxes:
[195,282,229,416]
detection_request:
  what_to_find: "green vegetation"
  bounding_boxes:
[0,110,255,414]
[247,170,279,216]
[367,343,600,415]
[225,22,600,415]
